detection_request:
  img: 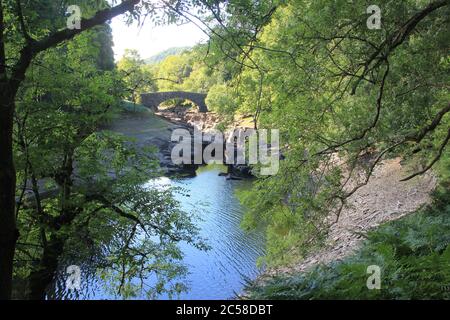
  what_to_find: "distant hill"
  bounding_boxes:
[144,47,190,64]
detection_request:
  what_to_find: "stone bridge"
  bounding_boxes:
[141,91,208,112]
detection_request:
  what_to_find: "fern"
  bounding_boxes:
[246,185,450,300]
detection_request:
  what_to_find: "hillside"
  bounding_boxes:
[144,46,191,64]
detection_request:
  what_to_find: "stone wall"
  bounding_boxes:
[141,91,208,112]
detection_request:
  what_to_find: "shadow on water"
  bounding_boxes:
[48,165,265,300]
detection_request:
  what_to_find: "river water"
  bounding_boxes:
[49,165,265,300]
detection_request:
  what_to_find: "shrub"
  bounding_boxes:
[246,185,450,300]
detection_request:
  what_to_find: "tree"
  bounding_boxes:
[14,33,121,298]
[156,53,193,91]
[228,0,450,265]
[205,83,238,116]
[0,0,282,298]
[117,49,156,105]
[11,19,207,299]
[0,0,140,300]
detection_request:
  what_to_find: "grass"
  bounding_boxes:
[120,100,151,114]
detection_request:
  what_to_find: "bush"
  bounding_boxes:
[246,185,450,300]
[120,100,150,114]
[205,84,238,115]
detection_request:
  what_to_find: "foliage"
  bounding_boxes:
[205,84,238,114]
[120,100,151,114]
[1,0,277,300]
[122,0,450,274]
[2,0,449,300]
[117,49,157,104]
[155,53,194,91]
[218,0,450,265]
[246,184,450,300]
[150,45,225,89]
[12,15,205,299]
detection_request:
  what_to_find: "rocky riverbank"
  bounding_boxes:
[253,157,437,282]
[107,109,200,176]
[154,106,256,179]
[108,107,255,178]
[156,105,221,133]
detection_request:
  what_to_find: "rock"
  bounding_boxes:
[226,175,243,181]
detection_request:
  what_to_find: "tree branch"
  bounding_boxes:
[15,0,32,43]
[0,0,6,76]
[401,128,450,181]
[405,102,450,143]
[85,194,183,242]
[9,0,140,94]
[317,60,390,155]
[351,0,449,94]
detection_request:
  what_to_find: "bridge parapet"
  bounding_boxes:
[141,91,208,112]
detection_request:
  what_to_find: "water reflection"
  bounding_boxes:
[171,165,265,299]
[49,165,265,300]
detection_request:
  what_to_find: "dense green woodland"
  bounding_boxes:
[0,0,448,299]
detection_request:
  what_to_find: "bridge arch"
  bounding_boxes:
[141,91,208,113]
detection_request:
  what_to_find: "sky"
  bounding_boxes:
[110,16,207,61]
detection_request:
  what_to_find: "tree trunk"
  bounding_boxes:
[0,92,18,300]
[0,0,139,300]
[28,235,64,300]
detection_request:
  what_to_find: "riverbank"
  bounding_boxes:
[110,107,441,299]
[248,157,438,292]
[107,107,200,176]
[110,108,438,282]
[111,105,256,179]
[246,181,449,299]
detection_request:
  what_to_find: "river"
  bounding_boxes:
[48,165,265,300]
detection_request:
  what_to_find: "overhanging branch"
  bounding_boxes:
[9,0,140,94]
